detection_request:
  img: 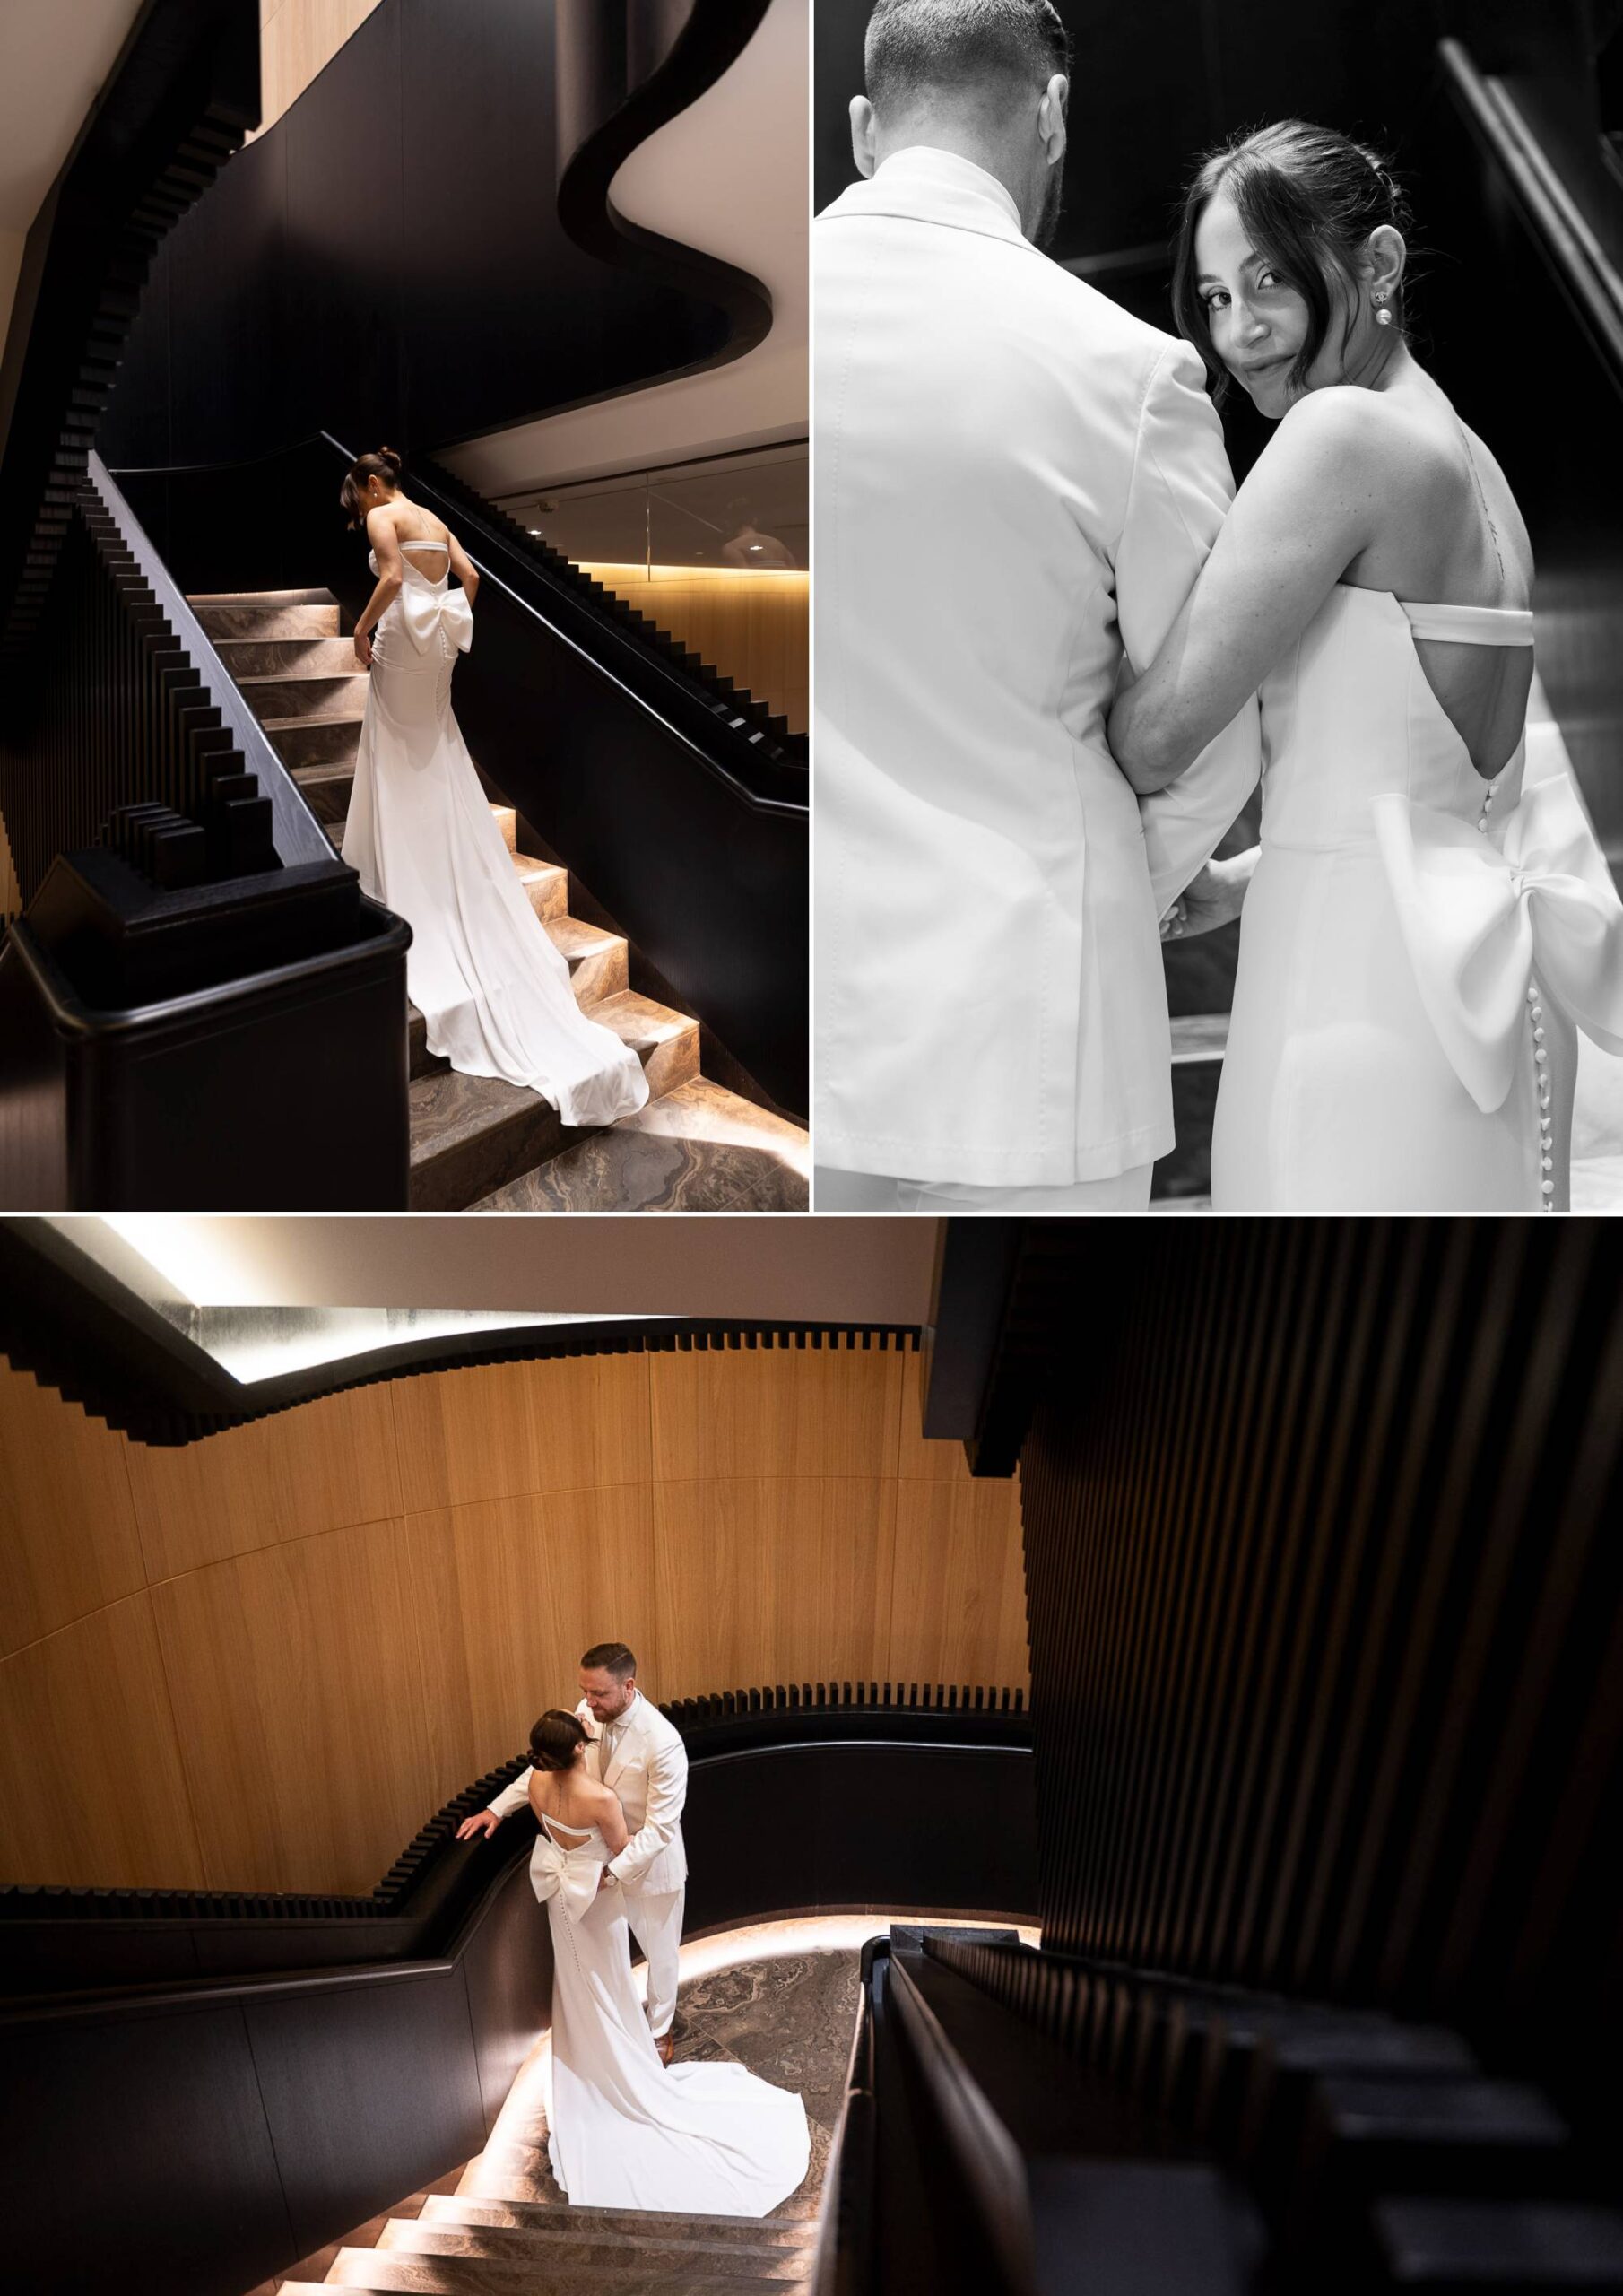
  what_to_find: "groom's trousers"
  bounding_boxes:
[624,1883,685,2038]
[814,1163,1152,1212]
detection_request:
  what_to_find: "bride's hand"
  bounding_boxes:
[354,628,373,670]
[1160,854,1252,940]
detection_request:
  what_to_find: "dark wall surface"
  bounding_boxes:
[99,0,730,471]
[1017,1218,1623,2153]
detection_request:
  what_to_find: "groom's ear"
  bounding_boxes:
[1038,74,1069,165]
[849,94,878,178]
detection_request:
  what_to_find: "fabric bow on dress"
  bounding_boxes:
[395,578,473,657]
[528,1833,602,1925]
[1373,773,1623,1112]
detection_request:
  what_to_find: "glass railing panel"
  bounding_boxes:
[502,444,808,735]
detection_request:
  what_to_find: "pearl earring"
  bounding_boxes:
[1374,291,1394,327]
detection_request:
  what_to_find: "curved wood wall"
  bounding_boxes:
[0,1341,1028,1898]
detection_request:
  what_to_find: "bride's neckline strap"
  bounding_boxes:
[1336,583,1534,647]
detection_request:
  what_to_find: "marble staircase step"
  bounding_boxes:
[405,996,699,1210]
[549,910,629,1005]
[378,2219,811,2275]
[298,2256,797,2293]
[470,1078,810,1213]
[239,668,371,725]
[266,712,363,770]
[188,588,340,639]
[1170,1011,1229,1064]
[590,989,701,1099]
[406,909,623,1081]
[213,634,359,677]
[292,761,356,824]
[421,2197,815,2248]
[407,1069,573,1213]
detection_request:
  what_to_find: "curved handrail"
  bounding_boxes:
[406,448,807,809]
[1438,38,1623,392]
[0,1683,1030,1940]
[886,1952,1040,2296]
[552,0,776,388]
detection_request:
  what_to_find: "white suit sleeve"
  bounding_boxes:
[608,1729,689,1890]
[486,1767,534,1821]
[1115,341,1261,909]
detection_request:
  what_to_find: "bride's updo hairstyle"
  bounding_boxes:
[340,445,403,531]
[528,1709,588,1772]
[1171,121,1416,403]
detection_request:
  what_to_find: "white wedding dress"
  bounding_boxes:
[1211,583,1623,1209]
[530,1810,810,2216]
[340,542,649,1127]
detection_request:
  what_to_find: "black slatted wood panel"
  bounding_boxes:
[1018,1219,1623,2142]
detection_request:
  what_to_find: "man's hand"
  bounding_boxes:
[1160,850,1254,941]
[456,1810,499,1842]
[597,1866,617,1892]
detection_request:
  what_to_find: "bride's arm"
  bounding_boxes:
[1110,389,1379,793]
[445,527,480,606]
[599,1791,630,1857]
[354,509,404,666]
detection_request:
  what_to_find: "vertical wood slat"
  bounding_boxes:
[1018,1219,1623,2138]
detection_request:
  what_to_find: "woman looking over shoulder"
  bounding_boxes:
[1108,122,1623,1212]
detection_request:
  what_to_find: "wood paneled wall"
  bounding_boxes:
[256,0,386,135]
[1018,1219,1623,2126]
[0,1343,1028,1898]
[582,565,809,734]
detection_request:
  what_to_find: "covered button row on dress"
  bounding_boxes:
[1529,979,1554,1209]
[1478,770,1504,833]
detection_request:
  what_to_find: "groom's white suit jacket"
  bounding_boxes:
[815,148,1262,1187]
[489,1691,689,1900]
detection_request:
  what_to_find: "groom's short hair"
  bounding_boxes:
[864,0,1072,119]
[581,1640,637,1682]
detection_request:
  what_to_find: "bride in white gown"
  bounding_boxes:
[336,448,649,1129]
[518,1709,809,2217]
[1107,125,1623,1211]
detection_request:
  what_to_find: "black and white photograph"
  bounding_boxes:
[812,0,1623,1212]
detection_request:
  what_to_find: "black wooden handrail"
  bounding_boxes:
[407,448,809,806]
[1439,37,1623,392]
[887,1952,1039,2296]
[88,454,335,870]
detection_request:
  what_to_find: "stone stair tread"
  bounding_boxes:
[214,634,359,674]
[1169,1011,1229,1063]
[379,2220,809,2274]
[422,2197,815,2246]
[187,587,338,608]
[317,2254,796,2293]
[466,1105,809,1213]
[546,912,622,961]
[613,1076,808,1156]
[407,1068,573,1212]
[259,704,369,731]
[590,987,699,1054]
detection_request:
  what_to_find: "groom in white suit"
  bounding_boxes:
[459,1641,690,2063]
[814,0,1261,1210]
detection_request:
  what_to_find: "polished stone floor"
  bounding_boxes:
[473,1080,811,1212]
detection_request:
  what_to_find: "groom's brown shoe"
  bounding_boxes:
[656,2033,675,2066]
